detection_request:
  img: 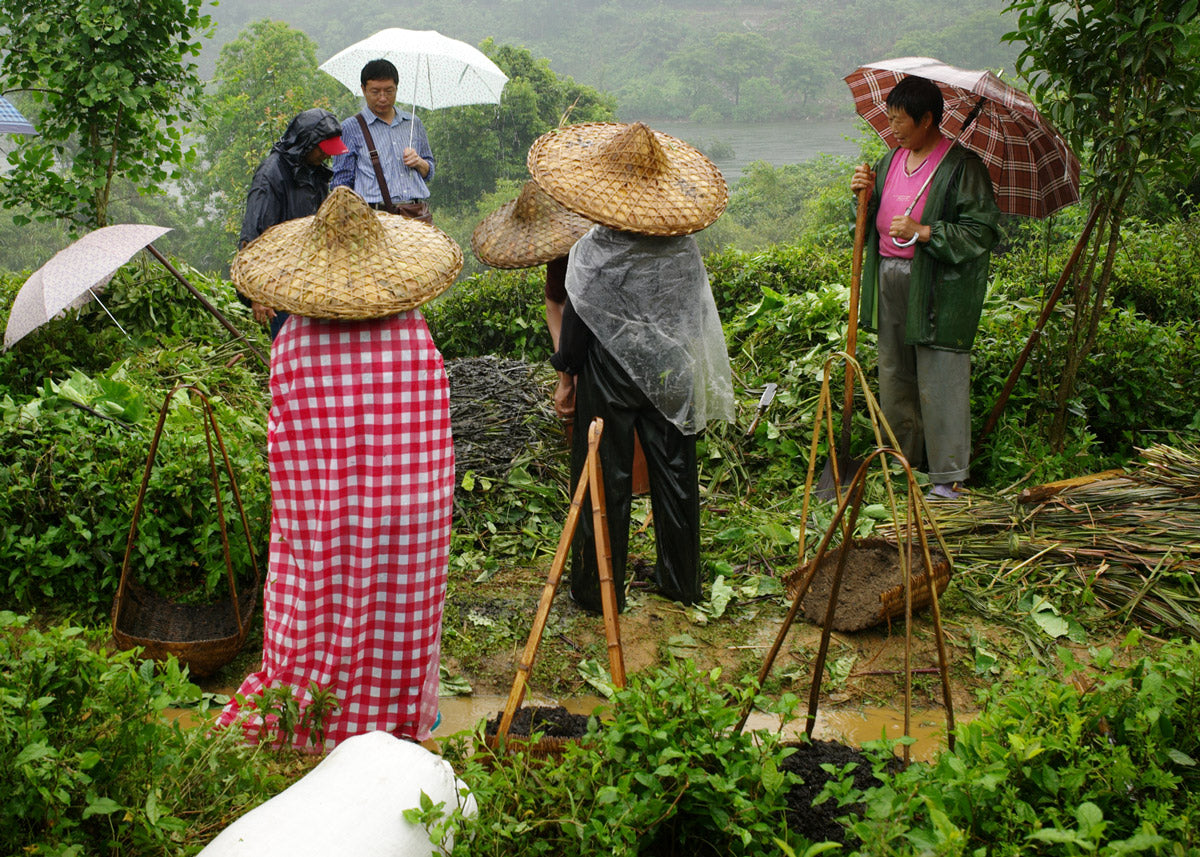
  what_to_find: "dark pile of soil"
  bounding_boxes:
[484,705,590,739]
[792,539,948,631]
[780,739,896,845]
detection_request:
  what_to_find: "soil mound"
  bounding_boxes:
[780,739,898,845]
[484,705,590,739]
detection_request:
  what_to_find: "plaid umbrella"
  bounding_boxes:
[0,95,38,135]
[845,56,1080,218]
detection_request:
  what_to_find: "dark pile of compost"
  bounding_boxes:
[484,705,590,739]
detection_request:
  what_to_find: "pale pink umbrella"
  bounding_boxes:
[4,226,268,367]
[4,224,172,349]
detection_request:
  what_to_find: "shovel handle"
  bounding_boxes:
[841,184,872,450]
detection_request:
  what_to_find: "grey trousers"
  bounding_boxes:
[876,258,971,483]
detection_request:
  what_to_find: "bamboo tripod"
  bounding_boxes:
[492,417,626,747]
[736,353,958,766]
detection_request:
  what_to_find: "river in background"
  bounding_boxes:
[627,119,865,185]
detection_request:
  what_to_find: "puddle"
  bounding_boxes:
[167,692,967,763]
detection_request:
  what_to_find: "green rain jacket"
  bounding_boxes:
[859,144,1001,352]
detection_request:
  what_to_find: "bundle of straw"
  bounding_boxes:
[889,443,1200,640]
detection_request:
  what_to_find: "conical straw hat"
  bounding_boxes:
[471,181,593,269]
[527,122,728,236]
[232,187,463,319]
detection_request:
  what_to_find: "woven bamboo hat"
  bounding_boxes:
[527,122,728,236]
[231,187,462,319]
[471,181,593,269]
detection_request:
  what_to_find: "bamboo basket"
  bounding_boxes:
[111,385,261,677]
[783,537,951,632]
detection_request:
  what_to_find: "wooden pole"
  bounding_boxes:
[587,418,626,689]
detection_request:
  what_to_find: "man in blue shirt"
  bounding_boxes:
[331,59,435,221]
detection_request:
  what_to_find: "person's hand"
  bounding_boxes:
[888,214,930,244]
[850,162,874,192]
[554,372,576,422]
[402,147,429,176]
[251,301,276,326]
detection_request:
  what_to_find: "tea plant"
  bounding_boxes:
[847,637,1200,855]
[427,661,808,856]
[0,611,291,856]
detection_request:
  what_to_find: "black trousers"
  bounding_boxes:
[570,344,701,613]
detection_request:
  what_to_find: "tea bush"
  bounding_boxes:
[423,269,551,362]
[0,612,289,856]
[848,638,1200,855]
[432,661,807,856]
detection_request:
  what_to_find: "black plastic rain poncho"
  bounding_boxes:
[238,108,341,248]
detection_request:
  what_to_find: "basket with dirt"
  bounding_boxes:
[484,705,593,759]
[784,537,950,632]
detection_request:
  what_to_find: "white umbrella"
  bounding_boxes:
[4,224,172,349]
[319,29,508,143]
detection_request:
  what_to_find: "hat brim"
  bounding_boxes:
[527,123,728,236]
[471,182,594,269]
[233,189,462,319]
[318,136,350,156]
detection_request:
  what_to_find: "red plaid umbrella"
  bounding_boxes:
[845,56,1080,219]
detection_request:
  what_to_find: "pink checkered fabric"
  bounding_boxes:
[845,57,1081,218]
[215,312,454,750]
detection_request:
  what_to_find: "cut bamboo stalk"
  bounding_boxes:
[588,418,627,689]
[494,416,626,747]
[495,426,597,740]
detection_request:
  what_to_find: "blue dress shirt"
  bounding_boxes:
[331,107,435,203]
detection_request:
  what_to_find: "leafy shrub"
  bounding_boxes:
[0,612,287,856]
[423,269,551,361]
[434,661,805,856]
[0,366,268,620]
[1105,218,1200,323]
[849,639,1200,855]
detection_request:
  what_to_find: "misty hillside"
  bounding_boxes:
[202,0,1019,120]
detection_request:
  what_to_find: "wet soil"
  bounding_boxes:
[483,705,590,739]
[793,539,950,632]
[780,739,902,846]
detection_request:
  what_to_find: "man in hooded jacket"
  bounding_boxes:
[238,108,349,340]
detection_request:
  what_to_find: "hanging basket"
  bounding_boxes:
[783,537,951,632]
[111,385,261,677]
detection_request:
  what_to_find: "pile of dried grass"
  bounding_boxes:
[445,356,559,480]
[901,443,1200,640]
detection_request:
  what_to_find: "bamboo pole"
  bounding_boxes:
[494,425,597,741]
[588,418,627,689]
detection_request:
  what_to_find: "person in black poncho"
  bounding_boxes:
[237,108,349,340]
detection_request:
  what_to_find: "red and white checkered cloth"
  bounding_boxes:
[215,312,454,749]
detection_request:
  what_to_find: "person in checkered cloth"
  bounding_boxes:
[851,75,1001,501]
[217,187,462,749]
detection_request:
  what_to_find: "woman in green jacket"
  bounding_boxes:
[850,75,1000,499]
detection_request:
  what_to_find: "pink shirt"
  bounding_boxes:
[877,136,953,259]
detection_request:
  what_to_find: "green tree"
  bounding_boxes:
[186,19,358,263]
[0,0,214,229]
[423,40,617,214]
[711,32,774,107]
[1003,0,1200,446]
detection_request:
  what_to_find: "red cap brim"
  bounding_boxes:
[318,136,350,156]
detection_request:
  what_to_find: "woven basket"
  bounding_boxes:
[111,385,261,677]
[783,537,951,632]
